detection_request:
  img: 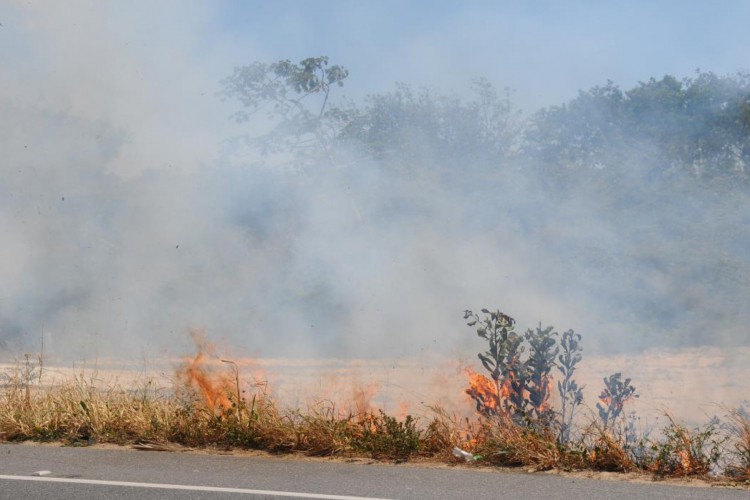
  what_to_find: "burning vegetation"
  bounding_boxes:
[0,308,748,487]
[179,333,234,414]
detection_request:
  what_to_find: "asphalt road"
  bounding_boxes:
[0,443,747,500]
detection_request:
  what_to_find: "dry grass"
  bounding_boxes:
[645,413,726,478]
[472,414,564,470]
[725,409,750,481]
[0,366,177,444]
[0,358,748,486]
[579,422,636,472]
[0,360,454,459]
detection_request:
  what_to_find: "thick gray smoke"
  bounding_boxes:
[1,2,748,362]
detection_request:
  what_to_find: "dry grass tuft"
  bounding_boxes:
[647,413,725,478]
[724,409,750,481]
[580,421,636,472]
[473,414,566,471]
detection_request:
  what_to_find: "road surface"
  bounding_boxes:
[0,443,746,499]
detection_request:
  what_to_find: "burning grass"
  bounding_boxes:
[0,352,446,460]
[1,313,749,486]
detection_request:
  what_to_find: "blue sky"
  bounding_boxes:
[3,1,749,118]
[206,0,750,111]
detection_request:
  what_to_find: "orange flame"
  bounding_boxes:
[314,371,380,417]
[464,368,506,414]
[465,368,554,415]
[535,375,553,413]
[178,331,233,413]
[351,381,379,415]
[677,449,692,472]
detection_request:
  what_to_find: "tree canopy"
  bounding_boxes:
[222,57,750,189]
[220,56,349,163]
[526,72,750,185]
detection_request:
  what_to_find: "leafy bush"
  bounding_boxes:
[596,373,638,429]
[463,309,585,428]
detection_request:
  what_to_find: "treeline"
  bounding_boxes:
[222,58,750,187]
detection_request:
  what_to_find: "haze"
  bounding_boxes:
[1,1,749,362]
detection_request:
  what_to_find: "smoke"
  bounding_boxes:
[1,1,748,362]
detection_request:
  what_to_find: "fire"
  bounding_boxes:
[351,381,379,415]
[535,375,553,413]
[317,371,379,416]
[465,368,554,416]
[178,331,233,413]
[464,368,506,414]
[677,450,692,472]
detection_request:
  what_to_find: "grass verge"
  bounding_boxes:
[0,358,748,487]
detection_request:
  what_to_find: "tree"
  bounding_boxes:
[526,71,750,186]
[337,79,519,172]
[220,56,350,166]
[221,54,524,176]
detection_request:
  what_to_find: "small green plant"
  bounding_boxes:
[525,324,559,421]
[464,309,567,425]
[596,373,638,429]
[557,330,584,443]
[353,411,422,459]
[464,309,524,416]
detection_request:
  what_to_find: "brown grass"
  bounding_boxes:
[0,358,748,487]
[472,414,562,470]
[645,413,726,478]
[725,409,750,481]
[580,422,637,472]
[0,360,453,459]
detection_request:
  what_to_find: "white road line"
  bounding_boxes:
[0,475,395,500]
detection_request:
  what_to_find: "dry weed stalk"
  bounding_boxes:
[580,420,637,472]
[723,409,750,481]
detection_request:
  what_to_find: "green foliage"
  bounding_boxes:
[596,373,638,429]
[222,55,750,194]
[222,55,750,189]
[557,330,584,443]
[527,71,750,184]
[338,79,519,170]
[463,309,523,416]
[525,324,559,419]
[464,309,563,423]
[353,411,422,459]
[724,407,750,480]
[464,309,521,384]
[220,56,349,163]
